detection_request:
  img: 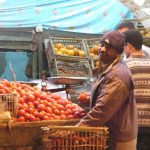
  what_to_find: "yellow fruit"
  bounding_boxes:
[54,47,58,52]
[55,43,64,49]
[89,48,94,53]
[66,45,74,50]
[59,48,68,54]
[56,51,63,55]
[95,61,99,67]
[79,50,86,57]
[89,53,95,59]
[73,48,79,56]
[93,45,99,55]
[67,49,75,56]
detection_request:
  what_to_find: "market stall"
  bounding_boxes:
[0,80,107,149]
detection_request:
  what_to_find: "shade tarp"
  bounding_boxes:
[0,0,133,34]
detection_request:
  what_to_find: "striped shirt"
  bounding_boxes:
[126,56,150,126]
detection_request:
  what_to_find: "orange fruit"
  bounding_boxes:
[55,43,64,49]
[66,45,74,50]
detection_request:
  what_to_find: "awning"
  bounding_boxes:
[120,0,150,29]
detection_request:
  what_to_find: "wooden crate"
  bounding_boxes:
[0,93,18,117]
[42,126,109,150]
[0,120,79,149]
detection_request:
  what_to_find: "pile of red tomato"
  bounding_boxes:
[0,79,86,122]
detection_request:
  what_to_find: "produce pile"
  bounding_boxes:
[54,43,86,57]
[0,79,86,122]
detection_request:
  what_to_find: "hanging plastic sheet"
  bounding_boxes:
[0,0,133,34]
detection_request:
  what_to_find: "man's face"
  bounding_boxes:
[99,42,119,64]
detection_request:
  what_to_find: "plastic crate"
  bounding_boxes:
[42,126,109,150]
[48,37,88,60]
[84,38,101,69]
[0,93,18,117]
[55,59,92,77]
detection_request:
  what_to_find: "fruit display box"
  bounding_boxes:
[0,120,79,149]
[84,38,101,69]
[47,37,89,60]
[49,59,92,78]
[0,93,18,117]
[41,126,109,150]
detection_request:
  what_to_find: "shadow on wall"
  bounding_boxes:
[0,51,31,81]
[0,53,6,76]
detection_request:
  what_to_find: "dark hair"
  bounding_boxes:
[116,21,135,30]
[124,29,143,50]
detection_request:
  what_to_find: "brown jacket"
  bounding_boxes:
[78,57,138,144]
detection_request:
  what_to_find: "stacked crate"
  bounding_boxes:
[45,37,92,78]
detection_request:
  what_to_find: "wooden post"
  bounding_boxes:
[36,32,44,78]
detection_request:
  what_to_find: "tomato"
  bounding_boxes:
[65,104,75,110]
[40,100,48,106]
[22,104,28,111]
[24,113,31,120]
[27,108,35,114]
[33,101,40,108]
[0,89,6,94]
[38,104,46,112]
[33,111,40,118]
[78,92,90,103]
[60,115,66,120]
[33,90,41,98]
[53,109,60,115]
[18,109,26,116]
[46,107,53,114]
[18,97,25,104]
[53,115,60,120]
[57,104,65,111]
[0,83,4,89]
[3,87,11,93]
[40,93,47,100]
[47,97,55,103]
[28,114,36,121]
[33,86,39,90]
[60,110,65,115]
[27,94,35,102]
[17,116,25,122]
[18,103,23,110]
[2,79,11,86]
[57,99,68,106]
[65,109,73,115]
[66,115,74,119]
[46,102,53,107]
[22,95,27,101]
[51,94,61,100]
[42,115,49,120]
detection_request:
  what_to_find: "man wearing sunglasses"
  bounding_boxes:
[77,31,138,150]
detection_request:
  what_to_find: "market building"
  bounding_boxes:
[0,0,150,149]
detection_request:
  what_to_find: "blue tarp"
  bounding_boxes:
[0,0,133,34]
[0,52,31,81]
